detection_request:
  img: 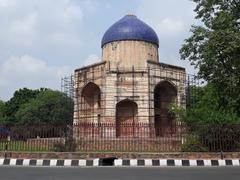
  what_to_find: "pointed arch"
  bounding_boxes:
[81,82,101,122]
[116,99,138,137]
[154,80,177,136]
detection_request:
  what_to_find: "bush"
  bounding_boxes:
[52,128,76,152]
[64,134,77,152]
[52,138,77,152]
[181,134,208,152]
[52,141,66,152]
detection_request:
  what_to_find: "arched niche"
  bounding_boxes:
[81,82,101,122]
[116,99,138,137]
[154,81,177,136]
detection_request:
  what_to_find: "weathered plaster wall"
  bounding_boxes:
[102,40,158,69]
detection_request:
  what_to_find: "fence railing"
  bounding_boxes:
[0,123,240,152]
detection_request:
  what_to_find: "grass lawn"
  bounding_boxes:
[0,141,50,152]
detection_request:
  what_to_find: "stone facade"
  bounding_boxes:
[102,41,158,69]
[73,52,186,137]
[73,16,186,138]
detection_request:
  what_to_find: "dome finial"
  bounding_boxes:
[126,12,136,17]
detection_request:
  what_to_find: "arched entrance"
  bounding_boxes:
[154,81,177,137]
[116,99,138,137]
[81,82,101,122]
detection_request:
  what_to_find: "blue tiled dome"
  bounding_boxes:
[101,15,159,48]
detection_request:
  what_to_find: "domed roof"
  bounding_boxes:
[101,15,159,48]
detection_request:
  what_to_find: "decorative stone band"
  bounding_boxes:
[0,158,240,167]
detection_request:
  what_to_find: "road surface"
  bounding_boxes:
[0,166,239,180]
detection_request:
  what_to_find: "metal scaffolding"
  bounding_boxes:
[61,61,202,138]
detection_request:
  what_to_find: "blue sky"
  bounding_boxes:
[0,0,198,101]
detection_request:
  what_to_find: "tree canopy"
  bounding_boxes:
[0,100,6,124]
[0,88,73,126]
[3,88,41,125]
[180,0,240,116]
[16,90,73,125]
[174,84,240,124]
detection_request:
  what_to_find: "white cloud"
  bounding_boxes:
[10,12,37,34]
[137,0,193,37]
[0,0,84,49]
[137,0,198,74]
[0,0,100,100]
[83,54,100,66]
[62,1,83,23]
[0,0,200,100]
[48,32,80,46]
[0,55,72,100]
[9,12,37,45]
[0,0,15,9]
[156,18,184,36]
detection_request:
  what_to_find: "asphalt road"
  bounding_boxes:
[0,166,239,180]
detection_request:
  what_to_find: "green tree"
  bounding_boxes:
[171,84,240,151]
[186,84,240,124]
[0,100,6,124]
[186,85,205,109]
[15,90,73,125]
[180,0,240,115]
[3,88,44,125]
[172,84,240,124]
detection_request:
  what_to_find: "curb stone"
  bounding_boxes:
[114,159,240,167]
[0,158,239,167]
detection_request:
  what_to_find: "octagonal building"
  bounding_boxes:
[74,15,186,137]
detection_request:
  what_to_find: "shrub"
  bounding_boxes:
[181,134,208,152]
[52,141,66,152]
[52,128,76,152]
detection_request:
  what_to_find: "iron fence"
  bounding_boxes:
[0,123,240,152]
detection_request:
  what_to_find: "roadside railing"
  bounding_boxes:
[0,123,240,152]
